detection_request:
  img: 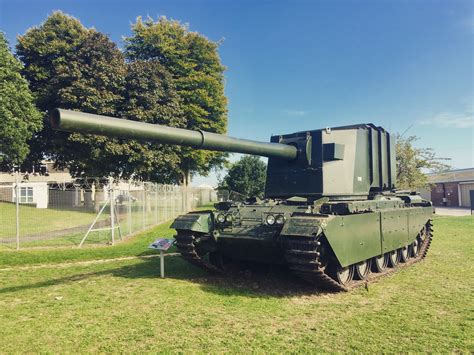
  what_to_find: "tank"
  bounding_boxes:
[50,109,434,291]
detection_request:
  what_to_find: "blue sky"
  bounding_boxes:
[1,0,473,186]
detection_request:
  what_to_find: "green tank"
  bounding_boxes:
[50,109,434,291]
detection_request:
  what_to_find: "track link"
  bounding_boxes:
[174,230,223,274]
[281,219,434,292]
[281,235,347,292]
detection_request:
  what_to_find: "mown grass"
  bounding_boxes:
[0,204,213,265]
[0,220,176,266]
[0,201,200,248]
[0,202,108,237]
[0,216,472,352]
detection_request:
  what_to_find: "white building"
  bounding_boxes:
[11,182,49,208]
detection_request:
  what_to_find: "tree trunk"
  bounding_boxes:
[180,170,191,187]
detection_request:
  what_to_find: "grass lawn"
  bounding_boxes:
[0,219,176,266]
[0,202,111,246]
[0,201,191,248]
[0,202,111,237]
[0,215,472,352]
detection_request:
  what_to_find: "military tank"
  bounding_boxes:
[50,109,434,291]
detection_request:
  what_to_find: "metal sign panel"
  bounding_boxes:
[149,238,175,251]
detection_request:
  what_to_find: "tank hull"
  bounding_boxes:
[172,195,434,291]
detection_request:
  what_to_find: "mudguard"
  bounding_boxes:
[280,215,327,237]
[170,212,213,234]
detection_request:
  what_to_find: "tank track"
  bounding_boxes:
[281,219,433,292]
[174,220,433,292]
[174,230,223,274]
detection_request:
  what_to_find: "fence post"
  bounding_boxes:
[164,186,168,221]
[128,180,132,235]
[142,182,146,229]
[110,179,115,245]
[155,183,158,224]
[15,170,20,250]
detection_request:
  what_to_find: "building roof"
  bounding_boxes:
[427,168,474,183]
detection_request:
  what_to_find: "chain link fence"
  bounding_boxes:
[0,178,217,249]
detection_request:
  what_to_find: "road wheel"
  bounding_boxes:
[354,260,371,280]
[388,250,399,267]
[410,238,420,257]
[399,246,409,262]
[372,254,388,272]
[333,265,354,286]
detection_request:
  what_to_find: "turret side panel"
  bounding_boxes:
[322,129,371,196]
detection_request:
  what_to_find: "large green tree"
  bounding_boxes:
[16,12,185,183]
[119,60,185,182]
[125,16,228,185]
[396,134,450,190]
[16,12,125,177]
[219,156,267,198]
[0,32,41,168]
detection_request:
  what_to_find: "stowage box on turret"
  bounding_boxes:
[51,109,434,291]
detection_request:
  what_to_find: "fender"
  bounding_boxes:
[170,211,213,234]
[280,215,328,237]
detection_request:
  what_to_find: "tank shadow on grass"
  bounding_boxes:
[0,255,333,298]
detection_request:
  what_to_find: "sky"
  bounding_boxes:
[1,0,473,186]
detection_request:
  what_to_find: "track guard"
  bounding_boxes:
[170,212,213,234]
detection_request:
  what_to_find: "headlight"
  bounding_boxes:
[216,213,225,223]
[275,215,285,224]
[225,214,234,223]
[266,214,275,225]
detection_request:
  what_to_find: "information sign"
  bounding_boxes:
[148,238,175,278]
[149,238,175,251]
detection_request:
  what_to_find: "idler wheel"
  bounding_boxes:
[399,246,409,262]
[332,265,354,286]
[372,254,388,273]
[354,260,371,280]
[387,250,399,267]
[410,238,420,257]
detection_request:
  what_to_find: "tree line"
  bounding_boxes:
[0,12,227,186]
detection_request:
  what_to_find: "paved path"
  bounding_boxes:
[435,207,472,216]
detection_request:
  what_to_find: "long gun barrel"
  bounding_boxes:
[50,109,297,160]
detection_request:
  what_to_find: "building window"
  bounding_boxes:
[20,187,33,203]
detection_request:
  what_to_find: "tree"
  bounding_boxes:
[0,32,41,169]
[119,60,186,182]
[395,134,450,190]
[16,12,185,183]
[16,11,125,176]
[219,156,266,198]
[125,16,228,185]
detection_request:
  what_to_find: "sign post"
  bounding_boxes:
[148,238,175,278]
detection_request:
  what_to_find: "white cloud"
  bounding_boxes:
[418,111,474,129]
[281,109,307,117]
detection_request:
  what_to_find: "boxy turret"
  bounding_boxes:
[265,124,396,199]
